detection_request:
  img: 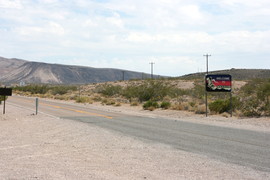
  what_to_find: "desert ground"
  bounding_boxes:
[0,100,269,180]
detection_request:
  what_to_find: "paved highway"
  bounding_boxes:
[7,96,270,172]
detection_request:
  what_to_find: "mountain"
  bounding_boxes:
[181,68,270,80]
[0,57,149,84]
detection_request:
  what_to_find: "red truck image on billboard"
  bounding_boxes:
[205,74,232,92]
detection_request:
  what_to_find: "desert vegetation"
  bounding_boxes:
[12,78,270,117]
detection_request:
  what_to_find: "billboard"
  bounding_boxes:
[205,74,232,92]
[0,88,12,96]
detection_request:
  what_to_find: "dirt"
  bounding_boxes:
[0,101,269,179]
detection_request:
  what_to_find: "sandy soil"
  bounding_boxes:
[0,102,269,180]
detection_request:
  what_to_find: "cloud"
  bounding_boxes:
[16,21,65,36]
[0,0,269,76]
[0,0,23,9]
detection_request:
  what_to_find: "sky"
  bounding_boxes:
[0,0,269,76]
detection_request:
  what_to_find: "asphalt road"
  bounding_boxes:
[7,96,270,172]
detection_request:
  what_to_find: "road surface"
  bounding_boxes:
[7,96,270,172]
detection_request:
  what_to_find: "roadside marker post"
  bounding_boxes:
[36,98,39,115]
[3,96,6,114]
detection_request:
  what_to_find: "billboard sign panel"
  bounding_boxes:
[0,88,12,96]
[205,74,232,92]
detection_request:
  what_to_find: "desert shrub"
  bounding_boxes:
[130,101,139,106]
[122,80,172,102]
[92,95,102,101]
[209,99,228,114]
[182,102,190,111]
[122,85,140,100]
[257,81,270,105]
[114,102,121,107]
[191,81,205,99]
[195,105,206,114]
[50,85,77,95]
[101,98,116,105]
[160,101,171,109]
[76,96,92,103]
[209,97,240,114]
[95,84,122,97]
[189,102,196,107]
[171,103,184,110]
[239,79,270,116]
[240,97,261,117]
[168,88,189,98]
[143,100,159,110]
[14,85,77,95]
[14,85,50,94]
[54,95,68,100]
[130,98,140,106]
[240,79,264,95]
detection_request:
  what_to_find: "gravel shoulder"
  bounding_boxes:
[0,102,269,179]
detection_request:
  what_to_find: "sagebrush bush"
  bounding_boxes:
[14,85,50,94]
[239,79,270,116]
[122,80,173,102]
[76,96,92,103]
[95,84,122,96]
[209,99,228,114]
[130,101,139,106]
[195,105,206,114]
[240,97,261,117]
[13,85,77,95]
[143,100,159,110]
[160,101,171,109]
[209,97,240,114]
[50,86,77,95]
[171,103,184,110]
[191,81,205,99]
[101,98,116,105]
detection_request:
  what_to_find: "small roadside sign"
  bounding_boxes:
[0,87,12,114]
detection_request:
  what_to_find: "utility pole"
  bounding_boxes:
[149,62,155,79]
[204,54,211,74]
[122,71,125,81]
[203,54,211,117]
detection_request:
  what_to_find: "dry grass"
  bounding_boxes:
[195,105,206,114]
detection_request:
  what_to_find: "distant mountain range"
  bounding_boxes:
[0,57,150,84]
[0,56,269,85]
[182,69,270,80]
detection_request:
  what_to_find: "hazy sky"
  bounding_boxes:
[0,0,269,76]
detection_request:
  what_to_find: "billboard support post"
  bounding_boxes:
[230,92,232,117]
[205,92,208,117]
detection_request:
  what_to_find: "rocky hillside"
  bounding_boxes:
[0,57,149,84]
